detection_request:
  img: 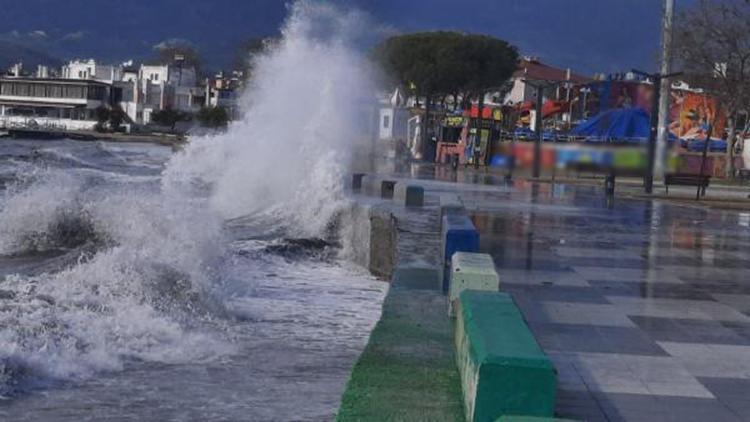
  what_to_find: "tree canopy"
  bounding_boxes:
[372,31,519,103]
[150,107,191,131]
[196,106,230,128]
[674,0,750,176]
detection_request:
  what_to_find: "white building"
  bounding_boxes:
[0,77,112,130]
[503,57,589,106]
[139,64,196,86]
[378,88,409,142]
[115,63,201,125]
[62,59,123,83]
[1,59,205,129]
[204,72,242,119]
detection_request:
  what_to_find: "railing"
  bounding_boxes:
[0,116,70,131]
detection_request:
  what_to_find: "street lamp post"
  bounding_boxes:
[523,79,569,179]
[632,69,682,194]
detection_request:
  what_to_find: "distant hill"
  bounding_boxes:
[0,40,61,73]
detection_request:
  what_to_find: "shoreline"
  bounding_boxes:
[0,128,188,148]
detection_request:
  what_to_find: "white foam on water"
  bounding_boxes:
[164,1,376,236]
[0,0,377,395]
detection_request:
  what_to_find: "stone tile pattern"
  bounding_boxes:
[457,183,750,422]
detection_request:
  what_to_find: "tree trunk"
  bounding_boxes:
[725,114,736,179]
[420,96,432,160]
[475,93,485,167]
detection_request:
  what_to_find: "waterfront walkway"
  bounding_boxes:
[359,162,750,421]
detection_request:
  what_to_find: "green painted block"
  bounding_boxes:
[456,291,557,422]
[449,252,499,316]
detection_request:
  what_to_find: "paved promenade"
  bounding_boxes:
[377,162,750,421]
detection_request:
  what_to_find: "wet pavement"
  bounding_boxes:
[375,162,750,422]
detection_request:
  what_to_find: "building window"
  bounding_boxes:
[153,74,159,81]
[382,115,390,129]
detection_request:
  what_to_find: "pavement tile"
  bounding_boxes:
[713,294,750,314]
[504,283,609,304]
[658,342,750,379]
[496,268,591,287]
[549,351,714,398]
[630,316,750,346]
[572,266,684,284]
[589,280,717,301]
[607,296,750,323]
[527,302,637,327]
[528,322,667,356]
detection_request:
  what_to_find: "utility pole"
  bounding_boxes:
[533,85,544,178]
[655,0,675,180]
[697,124,713,200]
[633,69,682,194]
[524,79,569,179]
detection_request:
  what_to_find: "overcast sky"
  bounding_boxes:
[0,0,692,75]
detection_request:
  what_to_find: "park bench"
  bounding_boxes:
[664,173,711,196]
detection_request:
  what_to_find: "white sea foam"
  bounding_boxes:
[164,1,376,236]
[0,0,377,394]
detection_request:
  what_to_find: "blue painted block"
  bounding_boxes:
[441,212,480,293]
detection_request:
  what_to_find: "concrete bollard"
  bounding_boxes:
[395,184,424,207]
[361,175,377,195]
[448,252,499,316]
[440,212,480,293]
[352,173,365,191]
[455,291,557,422]
[439,193,464,230]
[380,180,397,199]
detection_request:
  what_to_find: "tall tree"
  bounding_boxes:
[373,31,518,105]
[674,0,750,177]
[108,106,125,132]
[196,106,230,128]
[373,31,518,157]
[150,107,191,131]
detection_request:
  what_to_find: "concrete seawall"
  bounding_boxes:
[336,173,562,422]
[339,202,397,279]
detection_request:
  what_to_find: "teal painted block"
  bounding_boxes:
[456,291,556,422]
[449,252,499,316]
[395,184,424,207]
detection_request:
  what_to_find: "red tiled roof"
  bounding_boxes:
[513,59,590,83]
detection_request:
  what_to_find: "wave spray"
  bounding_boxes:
[0,0,377,396]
